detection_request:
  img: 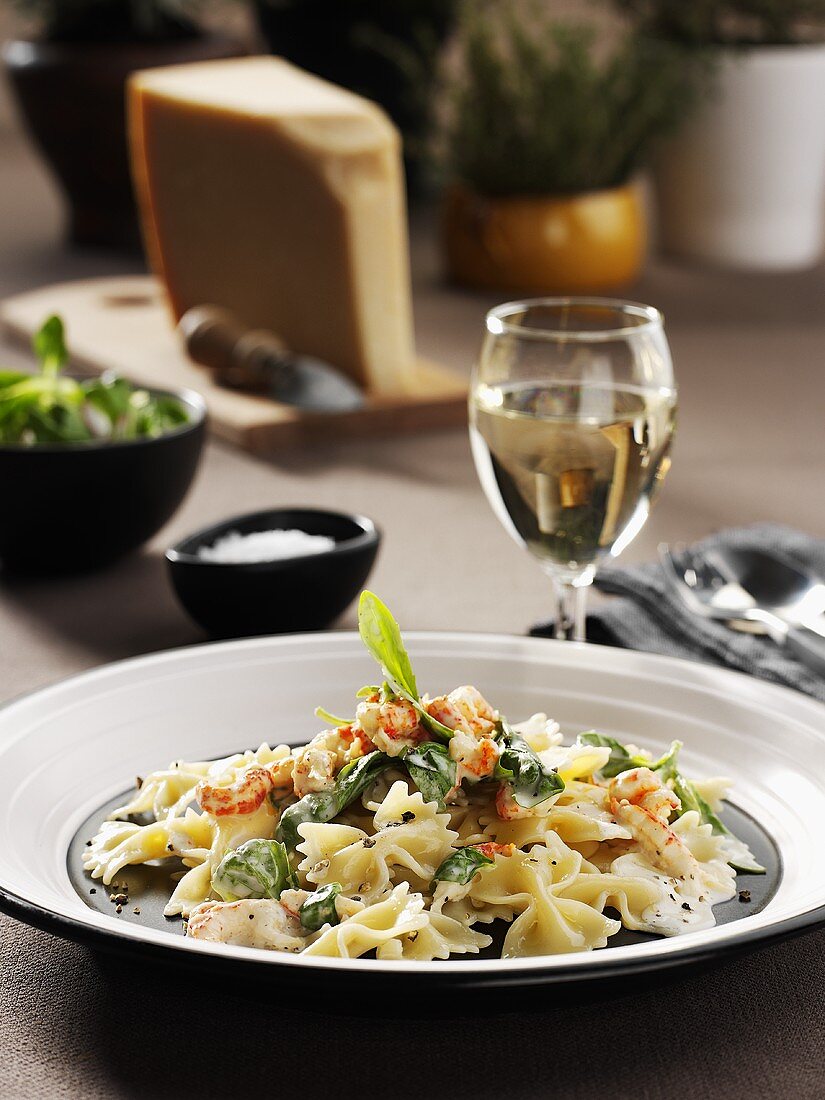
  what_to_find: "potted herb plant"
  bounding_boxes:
[617,0,825,269]
[441,6,697,294]
[2,1,244,250]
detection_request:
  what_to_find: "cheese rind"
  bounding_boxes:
[129,57,415,394]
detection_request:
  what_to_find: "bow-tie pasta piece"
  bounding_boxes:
[304,883,428,958]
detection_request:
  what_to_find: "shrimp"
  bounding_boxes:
[426,685,498,738]
[354,695,426,758]
[494,783,549,821]
[187,898,307,951]
[427,686,501,785]
[450,729,501,783]
[472,841,515,859]
[291,727,363,796]
[196,765,277,817]
[609,767,680,823]
[292,748,338,797]
[610,798,700,879]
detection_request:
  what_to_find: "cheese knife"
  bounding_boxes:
[178,305,365,413]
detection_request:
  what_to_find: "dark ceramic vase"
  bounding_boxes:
[3,33,244,251]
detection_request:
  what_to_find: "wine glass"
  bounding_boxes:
[469,298,676,641]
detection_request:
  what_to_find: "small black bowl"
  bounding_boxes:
[0,387,207,574]
[166,507,381,637]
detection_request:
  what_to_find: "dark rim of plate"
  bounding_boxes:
[166,508,380,568]
[0,385,207,454]
[1,881,823,989]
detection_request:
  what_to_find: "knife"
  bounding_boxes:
[178,305,365,413]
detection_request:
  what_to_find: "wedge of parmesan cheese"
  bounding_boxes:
[129,57,415,394]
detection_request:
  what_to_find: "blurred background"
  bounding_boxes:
[1,0,825,671]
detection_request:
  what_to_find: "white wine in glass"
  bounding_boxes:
[469,299,676,641]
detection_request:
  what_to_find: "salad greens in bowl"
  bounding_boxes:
[0,314,207,573]
[0,315,189,445]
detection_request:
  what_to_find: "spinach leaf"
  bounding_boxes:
[495,721,565,808]
[403,742,456,810]
[299,882,343,931]
[431,846,494,887]
[276,751,393,851]
[357,591,454,742]
[212,839,297,902]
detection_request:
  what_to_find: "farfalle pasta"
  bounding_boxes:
[84,592,765,961]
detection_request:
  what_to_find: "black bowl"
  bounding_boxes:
[0,387,207,575]
[166,507,381,637]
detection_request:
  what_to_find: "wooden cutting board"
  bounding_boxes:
[0,276,468,453]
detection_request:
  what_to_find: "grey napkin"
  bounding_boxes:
[532,524,825,703]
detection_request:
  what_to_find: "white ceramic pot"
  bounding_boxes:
[654,44,825,271]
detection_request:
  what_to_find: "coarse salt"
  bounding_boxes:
[197,528,336,564]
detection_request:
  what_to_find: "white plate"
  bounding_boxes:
[1,633,824,989]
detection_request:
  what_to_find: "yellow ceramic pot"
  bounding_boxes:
[442,182,646,294]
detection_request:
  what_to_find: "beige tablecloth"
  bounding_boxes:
[2,134,825,1099]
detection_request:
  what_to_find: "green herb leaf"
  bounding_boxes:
[495,720,565,808]
[276,751,393,852]
[299,882,343,931]
[403,742,456,810]
[669,773,765,874]
[431,846,494,888]
[358,591,419,700]
[357,591,454,742]
[275,790,339,854]
[576,731,682,780]
[33,315,68,377]
[0,313,189,445]
[212,839,297,902]
[356,685,381,698]
[314,706,354,728]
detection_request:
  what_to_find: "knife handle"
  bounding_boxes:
[178,305,292,393]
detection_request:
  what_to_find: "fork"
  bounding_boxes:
[659,543,825,678]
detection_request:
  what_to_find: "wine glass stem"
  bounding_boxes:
[552,578,589,642]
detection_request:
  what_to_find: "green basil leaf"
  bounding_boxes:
[576,731,637,779]
[358,591,419,700]
[212,839,297,902]
[314,706,353,728]
[299,882,343,931]
[277,751,393,851]
[33,314,68,377]
[431,846,494,888]
[334,751,394,808]
[417,707,455,743]
[356,593,455,742]
[403,742,456,810]
[496,721,565,808]
[276,790,337,853]
[670,773,765,874]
